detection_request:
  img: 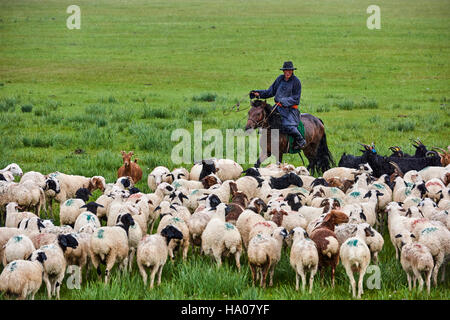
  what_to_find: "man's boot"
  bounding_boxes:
[292,133,306,151]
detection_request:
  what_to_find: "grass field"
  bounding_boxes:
[0,0,449,300]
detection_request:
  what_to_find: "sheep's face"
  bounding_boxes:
[7,163,23,177]
[30,250,47,264]
[327,210,349,225]
[199,160,217,181]
[91,176,106,192]
[206,194,221,209]
[161,225,184,244]
[58,234,79,252]
[45,177,61,194]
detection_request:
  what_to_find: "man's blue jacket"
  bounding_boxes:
[255,74,301,127]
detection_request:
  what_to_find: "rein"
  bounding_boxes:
[248,102,278,128]
[223,93,250,115]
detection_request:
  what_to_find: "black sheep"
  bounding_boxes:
[75,188,92,202]
[270,172,303,189]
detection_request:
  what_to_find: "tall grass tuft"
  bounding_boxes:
[192,92,217,102]
[387,119,416,132]
[21,104,33,113]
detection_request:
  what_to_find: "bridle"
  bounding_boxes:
[248,102,278,129]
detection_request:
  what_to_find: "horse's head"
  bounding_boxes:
[245,99,269,131]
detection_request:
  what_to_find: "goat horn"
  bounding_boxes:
[389,161,404,177]
[432,146,447,154]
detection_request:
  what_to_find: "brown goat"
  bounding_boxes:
[225,191,249,224]
[201,175,220,189]
[310,210,349,288]
[271,209,289,227]
[117,151,143,184]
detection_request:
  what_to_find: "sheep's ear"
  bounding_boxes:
[148,199,153,205]
[154,205,161,212]
[411,234,416,238]
[359,211,367,221]
[304,231,309,238]
[80,204,87,208]
[395,234,402,238]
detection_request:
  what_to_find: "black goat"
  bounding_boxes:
[269,172,303,189]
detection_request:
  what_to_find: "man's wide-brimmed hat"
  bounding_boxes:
[280,61,297,70]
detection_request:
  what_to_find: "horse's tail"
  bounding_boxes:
[313,119,335,174]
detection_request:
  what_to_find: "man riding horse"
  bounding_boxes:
[250,61,307,152]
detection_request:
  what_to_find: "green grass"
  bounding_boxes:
[0,0,449,300]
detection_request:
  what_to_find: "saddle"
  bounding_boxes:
[287,121,306,154]
[267,105,305,154]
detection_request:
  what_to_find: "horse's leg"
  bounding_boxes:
[255,129,272,168]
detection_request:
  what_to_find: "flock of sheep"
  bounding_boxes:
[0,154,449,300]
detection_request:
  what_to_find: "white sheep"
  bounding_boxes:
[247,227,288,288]
[74,211,101,232]
[235,175,264,200]
[2,234,36,266]
[339,224,373,299]
[201,203,242,270]
[236,199,268,249]
[171,167,190,180]
[59,198,86,226]
[0,227,25,263]
[0,251,47,300]
[425,178,446,202]
[419,166,449,182]
[90,214,134,283]
[289,227,319,293]
[202,180,236,204]
[137,225,184,288]
[0,163,23,177]
[148,166,172,191]
[322,163,372,181]
[400,242,434,294]
[416,224,450,286]
[115,212,143,271]
[0,180,46,216]
[157,215,190,260]
[5,202,38,228]
[18,217,47,234]
[33,242,67,300]
[47,171,106,207]
[214,158,243,181]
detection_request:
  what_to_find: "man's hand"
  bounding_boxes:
[249,91,260,99]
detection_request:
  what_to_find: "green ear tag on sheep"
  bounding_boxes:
[225,223,235,230]
[173,181,181,188]
[331,188,338,194]
[86,214,93,221]
[171,217,182,223]
[66,199,74,206]
[347,239,358,247]
[191,190,199,195]
[97,229,105,239]
[349,191,360,198]
[13,236,23,243]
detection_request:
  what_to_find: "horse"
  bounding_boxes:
[244,99,334,175]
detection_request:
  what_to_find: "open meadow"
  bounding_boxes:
[0,0,449,300]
